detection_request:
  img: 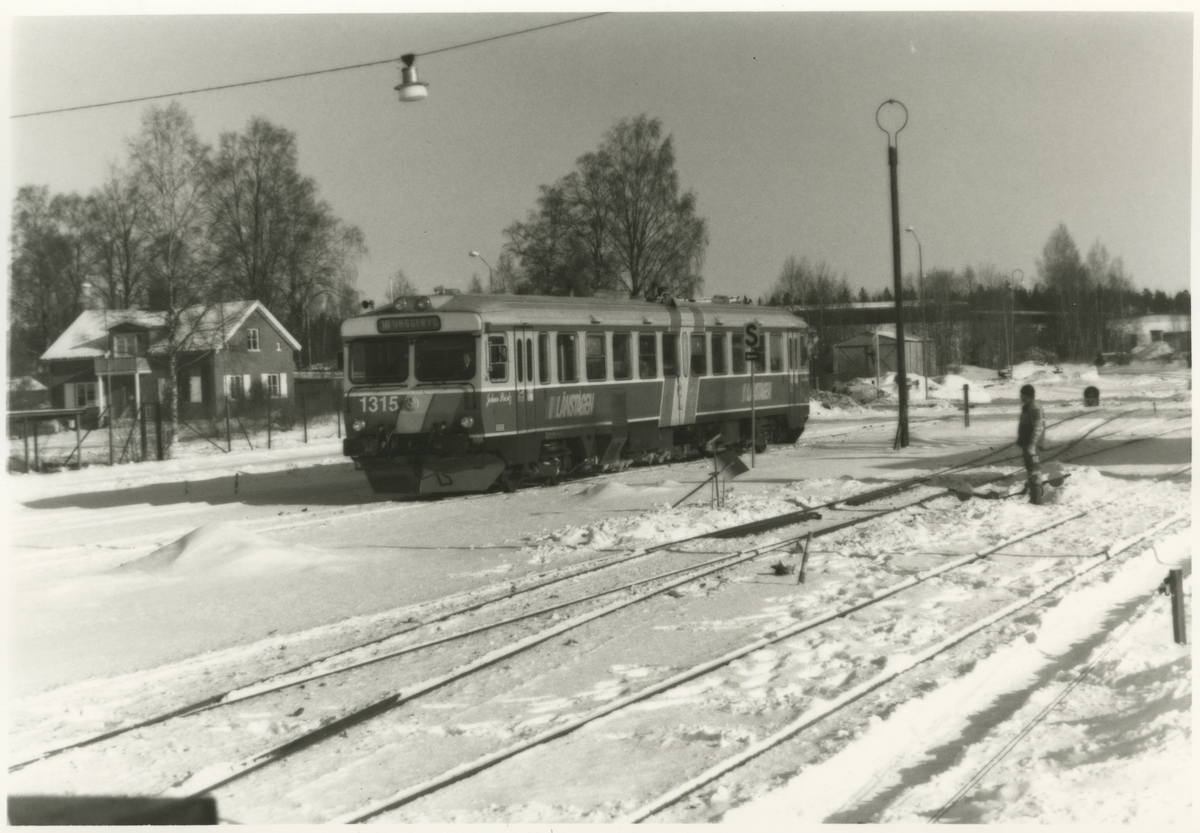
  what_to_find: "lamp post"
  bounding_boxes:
[905,226,928,399]
[1010,268,1023,377]
[469,251,494,293]
[877,99,909,449]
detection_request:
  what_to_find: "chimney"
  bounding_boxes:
[81,282,105,311]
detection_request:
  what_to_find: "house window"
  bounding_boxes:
[189,373,203,404]
[226,375,246,400]
[264,374,281,397]
[276,342,281,351]
[247,328,260,351]
[74,382,98,407]
[112,333,138,357]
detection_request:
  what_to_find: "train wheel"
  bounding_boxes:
[499,469,523,493]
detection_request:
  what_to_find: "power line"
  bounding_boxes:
[11,13,608,120]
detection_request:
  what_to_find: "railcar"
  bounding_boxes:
[340,293,810,495]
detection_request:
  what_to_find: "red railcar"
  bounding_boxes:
[340,293,810,495]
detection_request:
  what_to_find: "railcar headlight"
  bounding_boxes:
[403,396,420,411]
[459,415,474,428]
[393,298,407,311]
[352,419,366,432]
[414,296,431,311]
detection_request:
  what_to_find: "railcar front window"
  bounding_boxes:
[413,334,478,382]
[349,338,409,384]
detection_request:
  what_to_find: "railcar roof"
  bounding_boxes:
[355,294,807,330]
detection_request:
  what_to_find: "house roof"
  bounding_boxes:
[41,300,301,361]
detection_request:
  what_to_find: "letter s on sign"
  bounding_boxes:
[744,322,760,350]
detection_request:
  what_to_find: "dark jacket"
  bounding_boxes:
[1017,399,1045,448]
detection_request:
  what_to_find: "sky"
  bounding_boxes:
[5,4,1194,308]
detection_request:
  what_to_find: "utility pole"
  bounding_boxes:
[877,99,909,448]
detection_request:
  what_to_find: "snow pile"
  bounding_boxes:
[1133,341,1175,361]
[930,375,992,404]
[111,523,340,577]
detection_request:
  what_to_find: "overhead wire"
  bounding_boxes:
[11,13,608,119]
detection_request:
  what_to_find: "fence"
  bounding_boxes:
[7,386,344,473]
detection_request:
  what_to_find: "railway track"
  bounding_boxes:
[7,408,1189,821]
[8,405,1153,768]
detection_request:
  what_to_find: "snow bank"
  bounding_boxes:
[111,523,339,577]
[725,527,1191,825]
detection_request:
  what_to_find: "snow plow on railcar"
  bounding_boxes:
[339,293,810,495]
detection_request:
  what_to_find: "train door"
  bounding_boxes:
[513,327,538,436]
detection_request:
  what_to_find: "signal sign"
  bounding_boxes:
[743,322,760,350]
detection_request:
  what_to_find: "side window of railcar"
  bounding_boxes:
[787,334,798,372]
[488,334,508,382]
[638,333,657,378]
[800,334,808,367]
[711,332,727,375]
[663,333,679,377]
[538,333,551,384]
[613,333,632,380]
[516,338,524,383]
[753,334,767,373]
[770,332,784,372]
[586,333,607,381]
[690,334,707,376]
[557,332,579,383]
[732,336,746,374]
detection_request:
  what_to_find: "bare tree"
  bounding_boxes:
[88,164,149,309]
[127,101,217,451]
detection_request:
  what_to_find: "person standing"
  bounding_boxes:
[1017,383,1045,503]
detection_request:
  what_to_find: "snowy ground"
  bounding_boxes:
[3,361,1192,824]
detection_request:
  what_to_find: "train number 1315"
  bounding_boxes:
[359,395,400,413]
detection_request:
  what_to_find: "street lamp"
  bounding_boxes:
[469,251,493,293]
[877,98,909,449]
[395,54,429,102]
[905,226,928,399]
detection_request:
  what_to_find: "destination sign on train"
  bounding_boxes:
[377,315,441,334]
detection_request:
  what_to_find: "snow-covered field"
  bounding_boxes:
[3,361,1191,824]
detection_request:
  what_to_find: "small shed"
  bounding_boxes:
[8,376,50,411]
[832,328,930,381]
